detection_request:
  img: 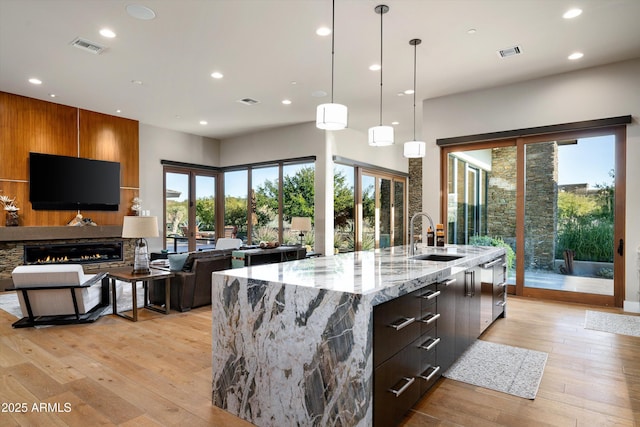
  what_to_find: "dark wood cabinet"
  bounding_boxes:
[373,262,502,426]
[373,283,442,427]
[435,276,456,373]
[480,255,507,333]
[454,267,481,359]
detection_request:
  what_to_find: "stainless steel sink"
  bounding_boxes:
[411,254,463,262]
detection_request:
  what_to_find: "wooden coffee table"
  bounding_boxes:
[107,268,174,321]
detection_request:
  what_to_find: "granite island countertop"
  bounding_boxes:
[214,244,504,305]
[211,244,505,427]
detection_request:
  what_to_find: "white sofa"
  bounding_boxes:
[11,264,109,327]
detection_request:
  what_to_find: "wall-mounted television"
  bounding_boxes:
[29,152,121,211]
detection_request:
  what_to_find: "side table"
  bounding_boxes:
[107,268,175,321]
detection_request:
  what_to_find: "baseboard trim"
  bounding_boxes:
[623,300,640,313]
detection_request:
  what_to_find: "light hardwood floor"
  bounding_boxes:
[1,295,638,426]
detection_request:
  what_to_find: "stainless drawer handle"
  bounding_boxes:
[389,317,415,330]
[419,365,441,382]
[419,336,441,351]
[496,301,506,307]
[482,258,501,268]
[421,290,441,300]
[420,312,440,325]
[497,281,507,288]
[389,377,415,397]
[440,278,456,287]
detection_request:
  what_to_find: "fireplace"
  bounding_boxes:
[24,241,124,265]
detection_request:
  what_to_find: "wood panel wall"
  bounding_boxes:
[0,91,139,227]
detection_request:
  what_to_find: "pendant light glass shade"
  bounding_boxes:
[316,103,348,130]
[403,38,426,158]
[316,0,348,130]
[403,140,426,157]
[368,125,394,146]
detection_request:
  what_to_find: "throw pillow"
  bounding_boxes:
[168,253,189,271]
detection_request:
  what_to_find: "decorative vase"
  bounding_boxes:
[5,210,19,226]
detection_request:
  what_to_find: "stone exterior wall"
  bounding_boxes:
[408,158,423,240]
[487,143,558,270]
[487,146,517,249]
[523,142,558,270]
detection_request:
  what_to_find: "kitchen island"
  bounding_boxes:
[211,244,505,427]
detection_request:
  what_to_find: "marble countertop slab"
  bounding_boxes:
[213,244,505,306]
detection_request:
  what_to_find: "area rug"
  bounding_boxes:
[0,282,145,320]
[584,310,640,338]
[443,340,548,399]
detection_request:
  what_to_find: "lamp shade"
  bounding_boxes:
[291,216,312,232]
[316,103,348,130]
[403,140,426,158]
[122,216,159,238]
[368,125,394,146]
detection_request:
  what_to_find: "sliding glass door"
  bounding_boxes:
[522,134,618,301]
[442,127,625,307]
[164,167,217,253]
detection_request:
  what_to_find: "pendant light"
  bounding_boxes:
[403,38,426,158]
[316,0,348,130]
[368,4,394,146]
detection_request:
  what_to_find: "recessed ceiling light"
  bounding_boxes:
[210,72,223,79]
[316,27,331,36]
[568,52,584,60]
[116,109,122,113]
[563,8,582,19]
[391,121,399,125]
[199,120,208,125]
[404,89,414,95]
[28,78,42,85]
[131,80,143,85]
[49,93,56,98]
[369,64,381,71]
[467,28,477,34]
[290,81,297,85]
[126,4,156,20]
[282,99,292,105]
[99,28,116,38]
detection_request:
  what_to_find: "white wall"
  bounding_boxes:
[421,58,640,312]
[139,123,221,252]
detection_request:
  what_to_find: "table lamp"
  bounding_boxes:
[291,217,312,246]
[122,215,159,274]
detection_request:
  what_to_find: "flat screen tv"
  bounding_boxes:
[29,152,121,211]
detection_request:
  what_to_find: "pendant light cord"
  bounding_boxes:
[412,42,417,141]
[409,38,421,142]
[330,0,335,104]
[378,6,384,125]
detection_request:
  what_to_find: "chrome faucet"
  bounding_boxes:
[409,212,434,256]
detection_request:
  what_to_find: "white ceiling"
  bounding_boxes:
[1,0,640,144]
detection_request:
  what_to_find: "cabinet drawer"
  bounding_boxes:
[373,342,421,427]
[415,334,440,394]
[374,290,421,366]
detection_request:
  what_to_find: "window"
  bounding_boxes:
[223,158,315,247]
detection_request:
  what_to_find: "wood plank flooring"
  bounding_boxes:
[1,294,638,426]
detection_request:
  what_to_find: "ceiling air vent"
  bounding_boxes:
[497,45,522,59]
[237,98,260,106]
[70,37,106,54]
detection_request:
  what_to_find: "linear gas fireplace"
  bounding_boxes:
[24,241,124,265]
